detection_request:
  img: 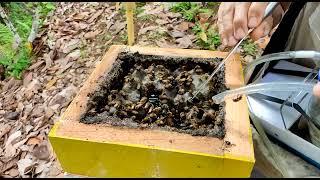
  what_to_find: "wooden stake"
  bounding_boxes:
[125,2,135,46]
[115,2,120,11]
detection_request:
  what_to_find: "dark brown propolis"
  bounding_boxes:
[80,52,227,139]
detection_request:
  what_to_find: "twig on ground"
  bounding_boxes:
[0,4,21,50]
[28,8,40,44]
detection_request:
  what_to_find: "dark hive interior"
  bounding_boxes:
[80,52,227,138]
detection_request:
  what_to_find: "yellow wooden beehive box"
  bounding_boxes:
[48,45,255,177]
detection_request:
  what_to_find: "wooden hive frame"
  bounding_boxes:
[49,45,255,177]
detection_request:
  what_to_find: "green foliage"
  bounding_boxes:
[6,3,33,39]
[207,2,220,7]
[37,2,56,26]
[0,45,31,79]
[0,24,14,46]
[170,2,211,22]
[0,2,55,79]
[241,39,258,56]
[206,28,221,48]
[138,14,156,21]
[170,2,196,13]
[120,3,145,17]
[135,6,144,16]
[192,23,221,50]
[191,22,202,33]
[119,5,126,16]
[170,2,218,49]
[120,33,128,43]
[136,2,146,8]
[148,30,165,40]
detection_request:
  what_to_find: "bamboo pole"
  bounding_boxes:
[125,2,135,46]
[115,2,120,11]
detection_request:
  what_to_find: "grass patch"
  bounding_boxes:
[192,22,221,50]
[0,2,55,79]
[148,30,165,41]
[170,2,211,22]
[119,2,145,16]
[138,14,156,21]
[170,2,221,50]
[120,33,128,43]
[241,39,258,56]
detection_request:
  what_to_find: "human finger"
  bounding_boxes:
[248,2,268,28]
[218,3,236,46]
[250,16,273,41]
[233,2,251,40]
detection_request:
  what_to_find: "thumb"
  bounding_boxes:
[313,82,320,98]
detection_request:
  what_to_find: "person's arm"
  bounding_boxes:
[280,2,291,12]
[314,83,320,98]
[217,2,288,47]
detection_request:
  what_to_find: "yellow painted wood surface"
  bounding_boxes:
[49,135,254,177]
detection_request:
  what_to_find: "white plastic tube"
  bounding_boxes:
[212,82,314,104]
[244,51,320,76]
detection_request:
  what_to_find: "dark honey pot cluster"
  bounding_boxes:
[81,53,227,138]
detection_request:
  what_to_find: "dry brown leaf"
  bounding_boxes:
[27,137,41,146]
[0,123,12,139]
[199,31,208,42]
[24,79,41,100]
[84,30,101,39]
[56,61,75,75]
[62,39,80,54]
[41,53,53,72]
[25,125,33,134]
[169,30,185,38]
[35,161,51,176]
[138,26,158,36]
[17,156,35,177]
[0,156,20,174]
[66,49,81,61]
[4,130,22,158]
[7,168,19,177]
[73,12,90,20]
[45,77,58,89]
[88,9,104,23]
[23,72,33,87]
[155,19,168,25]
[16,102,24,113]
[13,131,39,150]
[198,12,211,24]
[156,40,178,48]
[44,107,55,119]
[113,22,127,35]
[47,161,62,177]
[144,5,164,15]
[2,78,22,92]
[176,36,193,49]
[78,22,88,30]
[177,21,189,32]
[31,106,45,118]
[5,111,20,120]
[33,144,50,161]
[166,12,182,19]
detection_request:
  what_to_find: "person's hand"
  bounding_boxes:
[217,2,286,47]
[313,82,320,98]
